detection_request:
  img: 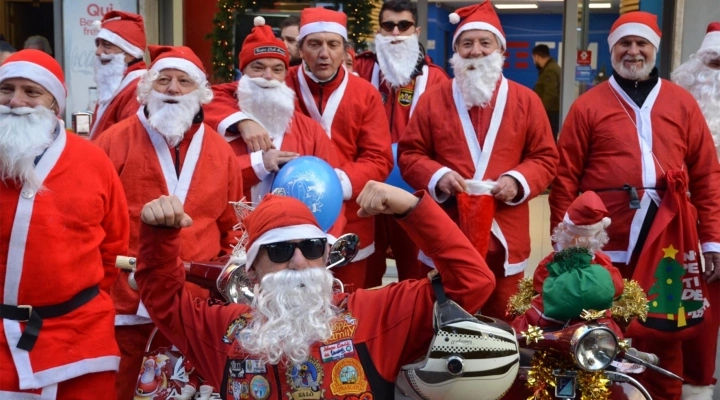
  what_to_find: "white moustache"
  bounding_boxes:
[0,106,42,116]
[248,77,283,89]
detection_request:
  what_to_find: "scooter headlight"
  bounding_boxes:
[570,324,619,371]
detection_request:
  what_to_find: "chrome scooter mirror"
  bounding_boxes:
[217,261,255,305]
[327,233,360,270]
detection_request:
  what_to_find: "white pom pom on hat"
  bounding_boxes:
[449,13,460,24]
[92,20,102,29]
[254,16,266,27]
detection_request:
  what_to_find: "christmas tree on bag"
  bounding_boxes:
[647,244,704,327]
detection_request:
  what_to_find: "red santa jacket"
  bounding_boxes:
[89,61,147,140]
[285,66,393,261]
[354,53,449,143]
[135,192,495,398]
[0,128,129,392]
[398,77,558,275]
[550,78,720,264]
[95,108,244,324]
[512,251,624,332]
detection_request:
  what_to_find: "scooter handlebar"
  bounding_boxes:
[626,348,659,366]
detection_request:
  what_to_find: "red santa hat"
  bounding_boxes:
[244,194,326,270]
[698,22,720,55]
[94,11,147,59]
[148,45,207,85]
[298,7,348,42]
[0,49,66,116]
[449,1,506,50]
[607,11,661,51]
[562,191,611,236]
[239,16,289,72]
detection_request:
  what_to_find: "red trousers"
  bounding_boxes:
[366,214,429,287]
[682,280,719,386]
[480,251,524,321]
[115,323,155,400]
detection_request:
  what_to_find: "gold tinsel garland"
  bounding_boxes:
[610,279,648,322]
[506,277,648,323]
[527,352,611,400]
[507,277,535,317]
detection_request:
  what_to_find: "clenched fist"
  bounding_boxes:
[141,195,193,228]
[356,181,419,217]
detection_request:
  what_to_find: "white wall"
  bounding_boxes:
[680,0,720,62]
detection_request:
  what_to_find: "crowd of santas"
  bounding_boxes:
[0,0,719,399]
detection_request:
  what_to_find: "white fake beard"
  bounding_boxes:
[450,51,504,109]
[146,90,202,147]
[672,53,720,157]
[237,75,296,139]
[239,267,338,365]
[612,52,655,81]
[0,105,57,192]
[94,53,127,103]
[375,33,421,88]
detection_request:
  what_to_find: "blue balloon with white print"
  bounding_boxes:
[386,143,414,193]
[271,156,343,232]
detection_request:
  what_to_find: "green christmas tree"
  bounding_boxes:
[648,245,703,322]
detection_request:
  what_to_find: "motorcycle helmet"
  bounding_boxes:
[396,276,519,400]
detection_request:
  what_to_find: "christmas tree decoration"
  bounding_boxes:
[646,246,703,327]
[506,277,535,317]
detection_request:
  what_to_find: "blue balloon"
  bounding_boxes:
[271,156,343,232]
[386,143,414,193]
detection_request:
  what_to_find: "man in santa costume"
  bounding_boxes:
[95,45,244,400]
[89,10,147,140]
[134,180,496,398]
[352,0,449,286]
[0,50,129,398]
[551,12,720,400]
[204,17,340,208]
[210,7,393,291]
[398,0,558,319]
[670,22,720,400]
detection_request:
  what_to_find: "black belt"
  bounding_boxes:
[593,184,664,210]
[0,285,100,351]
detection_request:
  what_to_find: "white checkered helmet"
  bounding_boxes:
[396,279,519,400]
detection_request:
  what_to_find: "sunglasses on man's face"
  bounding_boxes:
[380,20,415,33]
[262,238,327,263]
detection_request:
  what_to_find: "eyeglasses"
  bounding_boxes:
[262,238,327,263]
[380,20,415,33]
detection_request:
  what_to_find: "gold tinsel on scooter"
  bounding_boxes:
[506,278,648,322]
[527,351,611,400]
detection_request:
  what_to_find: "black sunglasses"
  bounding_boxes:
[262,238,327,263]
[380,20,415,33]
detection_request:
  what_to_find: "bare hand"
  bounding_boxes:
[263,149,299,172]
[491,175,520,202]
[356,181,419,217]
[238,120,274,152]
[437,171,467,197]
[702,252,720,283]
[141,195,193,228]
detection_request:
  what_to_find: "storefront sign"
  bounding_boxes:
[62,1,137,124]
